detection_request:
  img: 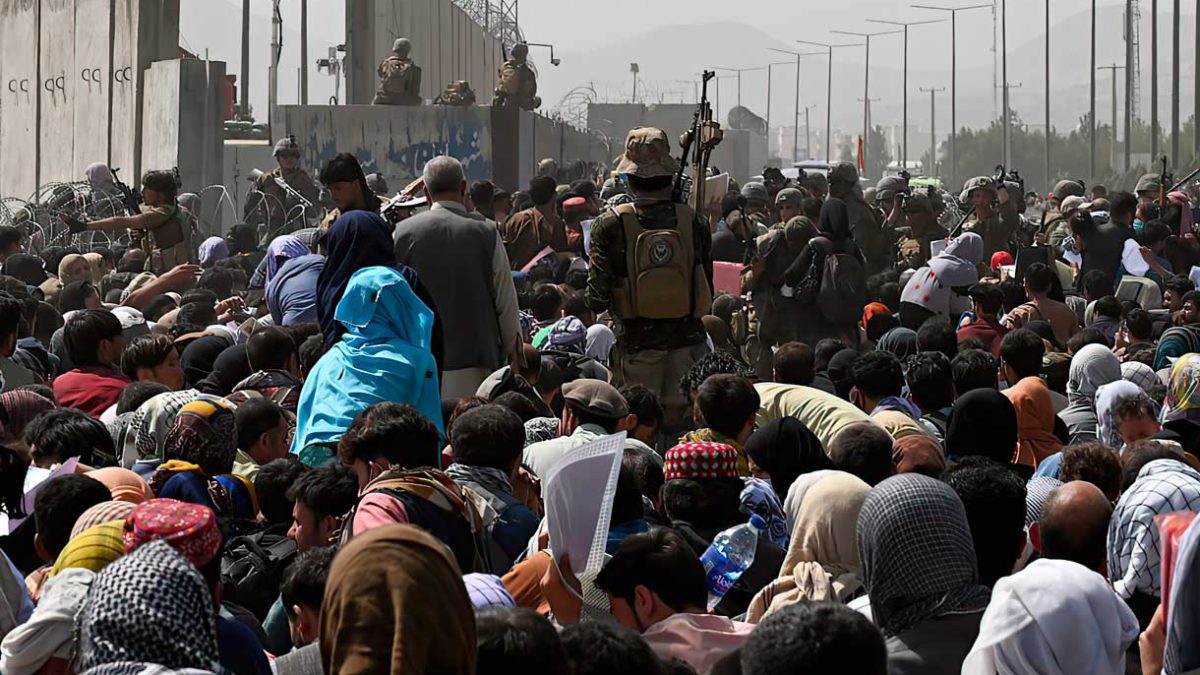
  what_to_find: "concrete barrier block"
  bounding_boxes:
[0,0,41,197]
[39,0,76,185]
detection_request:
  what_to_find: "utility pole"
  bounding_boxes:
[796,40,860,163]
[1196,0,1200,158]
[866,18,944,168]
[269,0,281,134]
[1171,0,1180,166]
[240,0,250,117]
[1047,0,1052,193]
[920,87,944,175]
[764,60,795,159]
[300,0,308,104]
[1152,0,1159,160]
[1001,0,1010,166]
[1099,64,1125,173]
[804,104,817,159]
[710,66,766,109]
[1125,0,1134,170]
[912,4,991,189]
[832,29,902,177]
[1090,0,1097,183]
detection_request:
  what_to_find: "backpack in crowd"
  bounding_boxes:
[817,252,869,324]
[220,529,298,620]
[610,203,712,321]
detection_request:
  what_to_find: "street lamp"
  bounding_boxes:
[764,60,795,153]
[910,3,991,188]
[831,28,902,177]
[525,42,561,66]
[865,18,944,168]
[767,48,826,164]
[708,66,766,108]
[794,40,861,163]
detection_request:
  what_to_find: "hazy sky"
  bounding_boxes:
[184,0,1195,136]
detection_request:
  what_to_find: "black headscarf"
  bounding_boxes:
[743,418,832,499]
[945,388,1019,464]
[197,344,251,396]
[316,211,409,347]
[2,254,47,287]
[818,197,853,242]
[228,223,259,255]
[179,335,230,390]
[58,281,96,313]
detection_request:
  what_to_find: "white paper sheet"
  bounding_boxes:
[930,239,949,258]
[542,432,626,576]
[1062,248,1083,267]
[1122,238,1150,277]
[1189,266,1200,290]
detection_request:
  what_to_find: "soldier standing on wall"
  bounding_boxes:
[493,43,540,110]
[374,38,424,106]
[243,137,321,234]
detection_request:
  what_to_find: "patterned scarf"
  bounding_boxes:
[126,390,203,466]
[1109,459,1200,599]
[79,541,219,672]
[679,428,749,476]
[857,473,991,637]
[162,398,238,478]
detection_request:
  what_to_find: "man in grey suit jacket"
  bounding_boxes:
[393,156,521,399]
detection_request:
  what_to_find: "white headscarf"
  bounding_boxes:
[1094,380,1145,449]
[963,558,1139,675]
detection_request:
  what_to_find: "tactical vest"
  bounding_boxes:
[610,203,712,321]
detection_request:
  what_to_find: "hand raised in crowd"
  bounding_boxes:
[215,295,248,323]
[160,263,202,290]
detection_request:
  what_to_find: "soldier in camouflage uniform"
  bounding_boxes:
[961,175,1019,257]
[494,43,540,110]
[243,137,321,232]
[373,38,423,106]
[828,162,892,275]
[895,192,949,269]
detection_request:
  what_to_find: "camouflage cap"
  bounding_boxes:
[829,162,858,185]
[616,128,680,178]
[775,187,805,207]
[1051,179,1084,202]
[903,193,933,214]
[875,175,907,202]
[741,181,770,203]
[1135,173,1162,194]
[393,38,412,57]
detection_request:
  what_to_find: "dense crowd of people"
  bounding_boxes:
[0,127,1198,675]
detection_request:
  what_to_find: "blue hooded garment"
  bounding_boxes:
[292,265,443,457]
[266,253,325,326]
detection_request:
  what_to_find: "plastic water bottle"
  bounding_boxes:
[700,514,766,610]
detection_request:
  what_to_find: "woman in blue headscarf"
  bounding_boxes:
[316,211,442,372]
[294,266,443,466]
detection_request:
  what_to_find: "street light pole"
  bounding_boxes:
[1125,0,1134,170]
[1091,0,1098,183]
[770,48,826,164]
[1001,0,1010,166]
[1152,0,1159,160]
[797,40,860,163]
[912,3,991,188]
[1172,0,1180,166]
[866,18,944,168]
[805,105,817,159]
[1099,64,1125,173]
[831,29,902,176]
[920,87,944,175]
[764,61,794,159]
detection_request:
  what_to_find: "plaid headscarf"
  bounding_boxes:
[857,473,991,637]
[1108,459,1200,599]
[1024,477,1063,530]
[1122,361,1159,393]
[79,540,219,673]
[162,397,238,478]
[663,442,740,481]
[124,390,204,466]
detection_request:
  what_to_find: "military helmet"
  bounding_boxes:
[393,38,412,57]
[741,181,770,204]
[511,43,529,59]
[775,187,805,208]
[1135,173,1162,194]
[875,175,907,203]
[536,158,558,178]
[1051,179,1084,202]
[961,175,996,201]
[274,136,300,159]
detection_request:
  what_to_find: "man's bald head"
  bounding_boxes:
[1037,481,1112,572]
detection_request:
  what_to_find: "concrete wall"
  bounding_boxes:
[141,59,226,198]
[274,104,495,189]
[273,104,610,194]
[0,0,180,197]
[0,0,41,198]
[345,0,505,106]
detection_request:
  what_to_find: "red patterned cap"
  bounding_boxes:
[123,498,221,568]
[664,442,740,481]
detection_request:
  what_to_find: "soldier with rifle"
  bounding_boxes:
[585,73,720,433]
